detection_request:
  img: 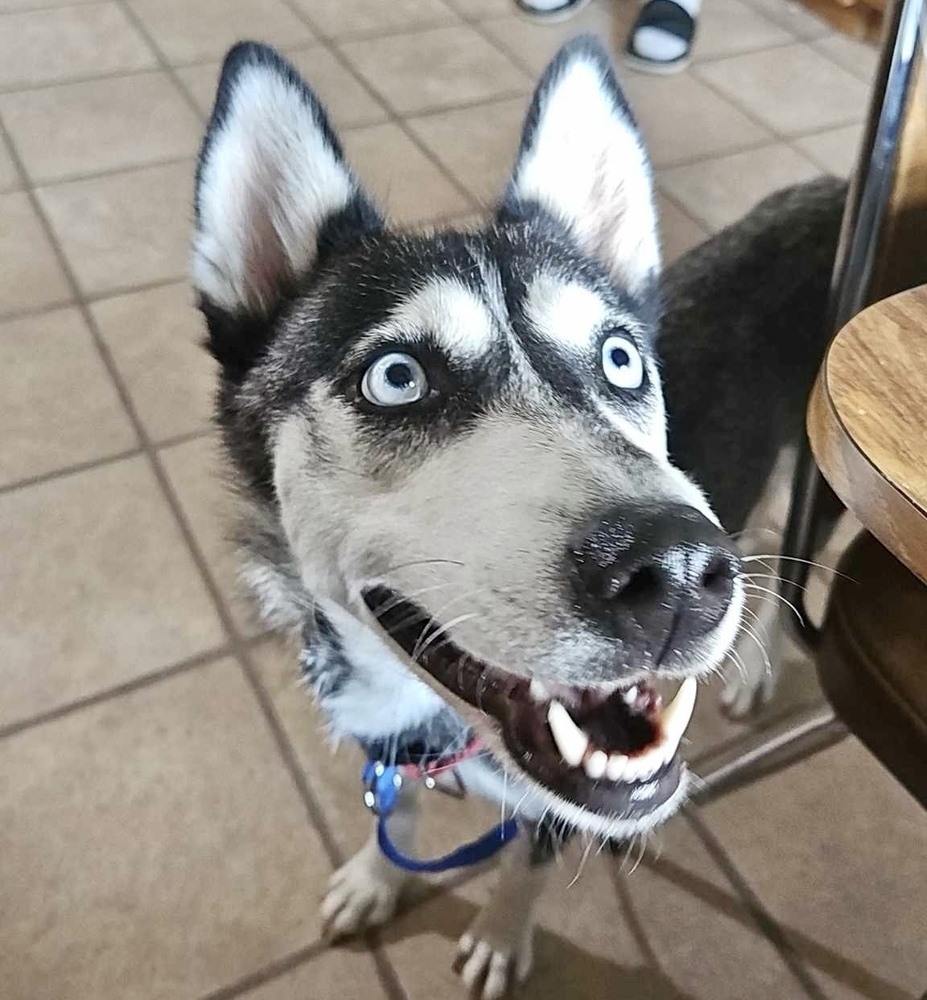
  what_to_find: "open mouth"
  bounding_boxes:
[364,587,698,820]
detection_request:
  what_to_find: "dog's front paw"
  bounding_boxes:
[321,842,406,939]
[455,922,534,1000]
[720,668,774,719]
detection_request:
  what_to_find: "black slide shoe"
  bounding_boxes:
[625,0,697,75]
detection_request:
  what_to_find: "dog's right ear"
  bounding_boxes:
[500,37,660,299]
[192,43,380,369]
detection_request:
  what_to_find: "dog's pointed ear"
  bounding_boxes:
[192,43,380,322]
[500,37,660,296]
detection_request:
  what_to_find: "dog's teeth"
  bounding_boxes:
[661,676,698,745]
[547,700,589,767]
[606,754,628,781]
[529,679,549,702]
[585,750,608,780]
[623,685,639,706]
[624,744,664,781]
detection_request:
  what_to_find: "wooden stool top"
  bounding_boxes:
[808,284,927,584]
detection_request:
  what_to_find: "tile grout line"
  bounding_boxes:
[0,274,183,325]
[192,941,331,1000]
[0,445,143,497]
[0,61,171,97]
[114,0,222,122]
[0,643,234,742]
[683,807,829,999]
[0,427,213,499]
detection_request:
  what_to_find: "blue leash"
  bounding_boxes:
[362,760,519,874]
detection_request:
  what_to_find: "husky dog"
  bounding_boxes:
[191,37,843,998]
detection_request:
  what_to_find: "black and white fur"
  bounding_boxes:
[191,38,844,998]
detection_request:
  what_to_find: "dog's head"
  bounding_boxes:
[192,39,744,838]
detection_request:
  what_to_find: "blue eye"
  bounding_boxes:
[601,335,643,390]
[361,352,428,406]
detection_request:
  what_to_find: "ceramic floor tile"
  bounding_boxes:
[405,96,527,204]
[292,0,459,40]
[811,32,879,82]
[792,123,864,178]
[0,456,224,727]
[90,282,215,442]
[159,435,266,639]
[340,25,531,116]
[0,659,331,1000]
[692,0,794,60]
[126,0,315,66]
[619,816,812,998]
[704,739,927,997]
[479,4,635,77]
[0,306,136,488]
[37,160,193,296]
[0,131,20,192]
[0,4,155,90]
[621,70,773,169]
[696,44,869,137]
[737,0,831,39]
[0,72,201,184]
[0,190,72,316]
[235,950,388,1000]
[177,47,389,129]
[342,122,471,225]
[656,194,709,265]
[660,143,821,232]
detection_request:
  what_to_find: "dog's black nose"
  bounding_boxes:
[569,503,741,664]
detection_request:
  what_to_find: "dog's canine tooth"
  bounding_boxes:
[547,700,589,767]
[622,685,639,706]
[529,679,549,702]
[661,676,697,744]
[606,753,628,781]
[584,749,608,780]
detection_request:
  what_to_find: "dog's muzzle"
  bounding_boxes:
[363,586,708,823]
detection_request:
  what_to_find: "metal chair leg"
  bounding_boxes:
[689,706,848,807]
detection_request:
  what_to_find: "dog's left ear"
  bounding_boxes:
[501,37,660,297]
[192,42,380,323]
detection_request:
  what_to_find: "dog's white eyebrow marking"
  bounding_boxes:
[523,274,613,350]
[349,277,496,361]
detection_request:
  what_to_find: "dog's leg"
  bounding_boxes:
[321,778,419,938]
[720,448,793,718]
[721,583,784,718]
[455,824,558,1000]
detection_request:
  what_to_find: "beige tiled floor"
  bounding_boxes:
[1,1,924,998]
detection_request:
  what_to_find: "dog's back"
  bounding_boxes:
[660,176,847,532]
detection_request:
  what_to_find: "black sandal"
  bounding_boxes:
[513,0,594,23]
[625,0,697,75]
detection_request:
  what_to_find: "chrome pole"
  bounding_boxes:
[779,0,926,648]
